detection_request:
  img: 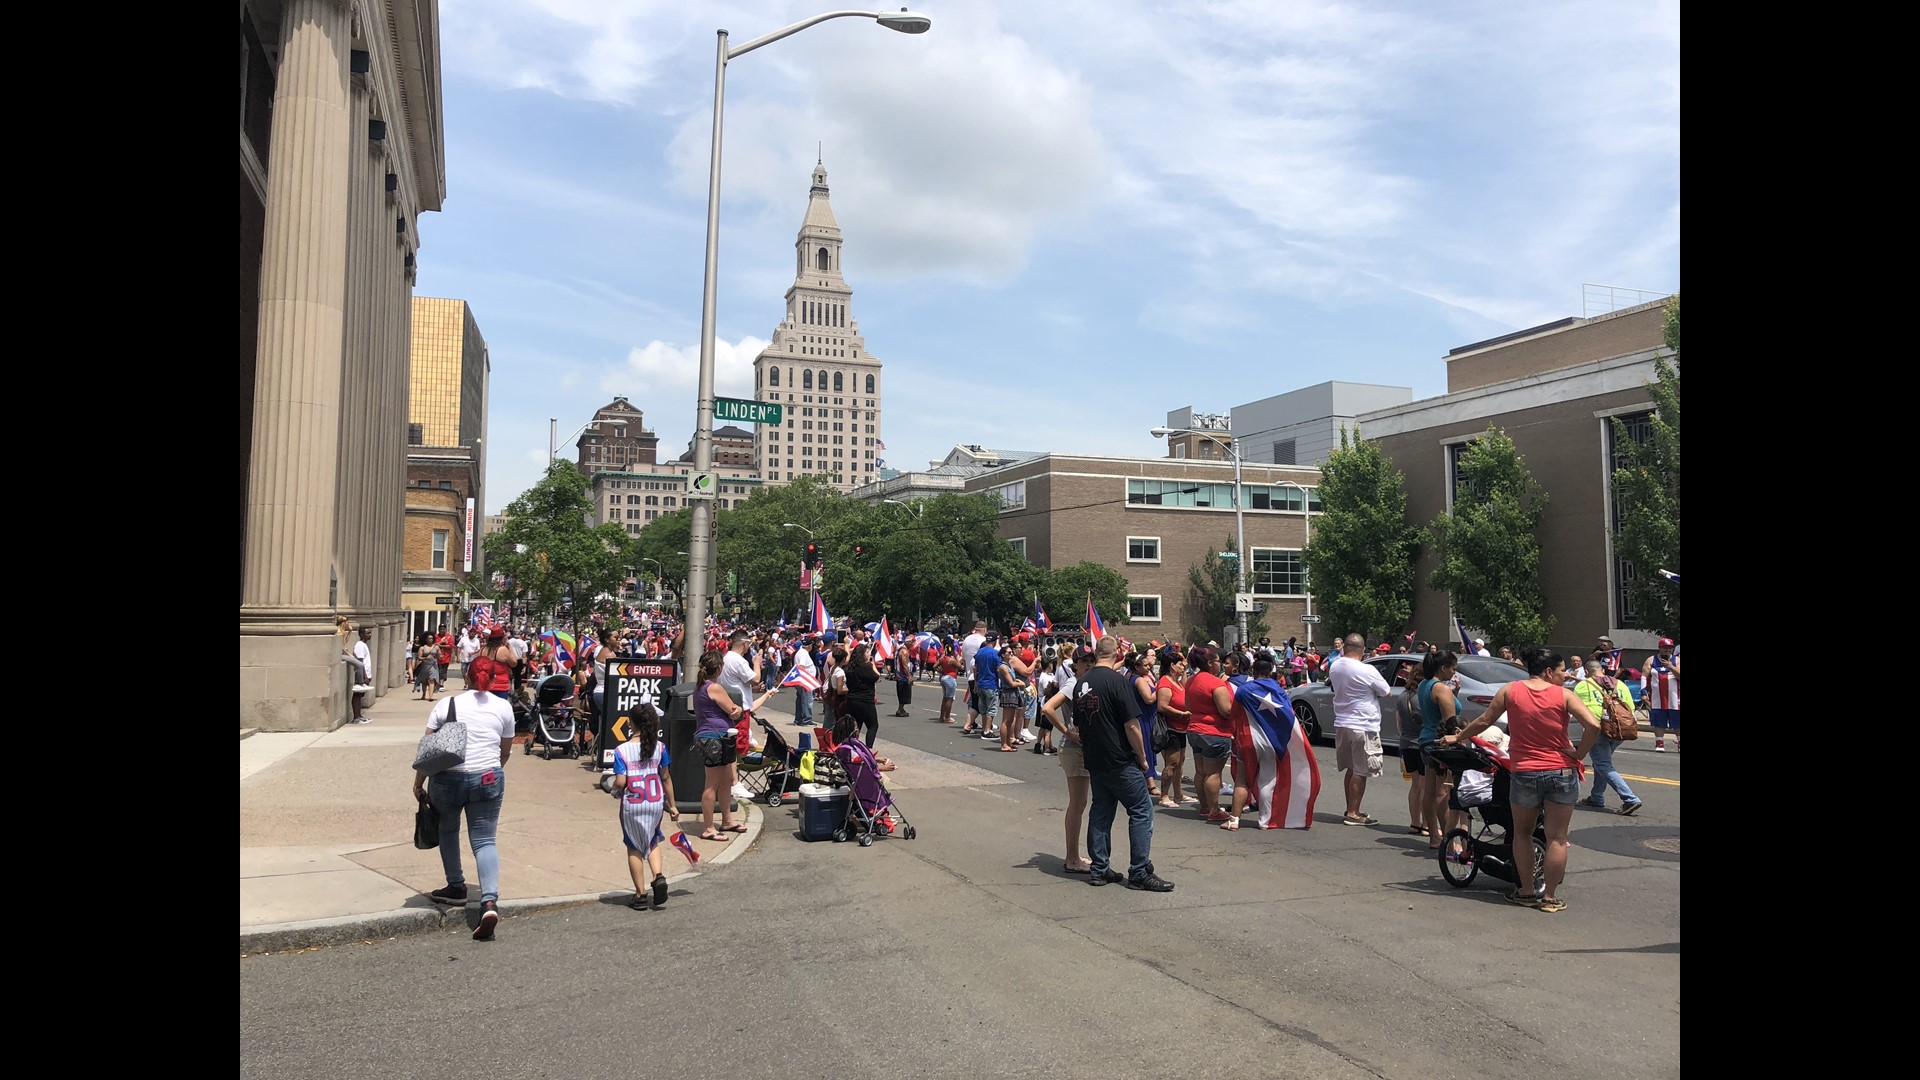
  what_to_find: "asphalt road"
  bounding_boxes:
[240,683,1679,1080]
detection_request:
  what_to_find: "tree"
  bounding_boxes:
[1428,427,1553,651]
[1303,427,1422,641]
[483,462,631,632]
[1611,293,1680,637]
[1186,535,1268,645]
[1046,561,1134,636]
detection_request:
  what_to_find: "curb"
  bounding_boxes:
[239,804,761,955]
[240,728,259,741]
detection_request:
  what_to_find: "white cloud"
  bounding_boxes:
[609,334,769,403]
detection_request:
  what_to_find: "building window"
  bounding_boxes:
[833,371,843,392]
[431,530,448,570]
[1250,548,1305,596]
[1128,596,1162,621]
[817,246,830,272]
[407,423,423,446]
[988,480,1026,512]
[1007,537,1026,560]
[865,374,875,394]
[1271,439,1297,465]
[770,366,779,386]
[1126,537,1160,563]
[1608,411,1655,627]
[804,370,813,389]
[1447,440,1478,508]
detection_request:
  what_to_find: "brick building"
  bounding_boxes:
[1357,296,1674,653]
[575,396,660,475]
[965,454,1323,647]
[402,452,480,637]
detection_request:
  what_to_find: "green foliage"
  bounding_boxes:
[1427,427,1553,651]
[1303,428,1421,640]
[1611,293,1680,637]
[1186,535,1268,645]
[1045,562,1134,636]
[483,462,632,630]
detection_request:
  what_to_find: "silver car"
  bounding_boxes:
[1288,653,1527,747]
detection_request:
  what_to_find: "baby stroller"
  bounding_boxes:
[738,719,808,807]
[830,738,917,847]
[529,673,580,760]
[1425,739,1548,893]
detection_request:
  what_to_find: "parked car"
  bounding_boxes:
[1288,653,1527,747]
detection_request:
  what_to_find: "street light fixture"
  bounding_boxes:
[639,557,664,604]
[682,8,931,682]
[882,498,923,517]
[781,522,815,538]
[549,417,627,464]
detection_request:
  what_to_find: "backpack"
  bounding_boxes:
[1600,687,1639,741]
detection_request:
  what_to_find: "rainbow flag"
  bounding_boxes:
[541,629,578,670]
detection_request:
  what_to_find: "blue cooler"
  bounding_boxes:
[799,783,849,842]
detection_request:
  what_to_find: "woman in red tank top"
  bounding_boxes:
[1444,649,1601,913]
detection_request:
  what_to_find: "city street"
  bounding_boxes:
[240,684,1679,1080]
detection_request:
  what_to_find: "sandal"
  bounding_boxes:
[1156,798,1179,809]
[1538,897,1568,913]
[1219,818,1240,831]
[699,831,733,842]
[1064,862,1091,874]
[1408,826,1429,836]
[722,823,748,833]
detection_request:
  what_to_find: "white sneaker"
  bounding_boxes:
[1653,743,1666,752]
[731,784,753,799]
[1018,729,1037,743]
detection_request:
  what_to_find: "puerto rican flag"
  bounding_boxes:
[811,591,833,634]
[1644,655,1680,711]
[1085,595,1106,644]
[873,616,895,661]
[470,605,494,632]
[664,829,700,865]
[1231,677,1320,829]
[1034,596,1052,633]
[782,665,821,692]
[1021,617,1037,635]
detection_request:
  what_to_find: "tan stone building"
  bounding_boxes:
[593,467,763,536]
[1357,297,1674,653]
[240,0,446,731]
[964,454,1324,646]
[752,162,884,492]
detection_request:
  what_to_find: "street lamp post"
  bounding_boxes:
[683,8,931,682]
[639,557,664,605]
[550,417,627,465]
[1152,427,1247,647]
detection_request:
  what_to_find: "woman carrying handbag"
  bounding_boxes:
[411,685,517,940]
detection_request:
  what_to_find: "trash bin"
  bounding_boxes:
[665,679,737,816]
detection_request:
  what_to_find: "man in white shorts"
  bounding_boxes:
[1329,633,1392,826]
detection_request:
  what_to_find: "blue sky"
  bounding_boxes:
[418,0,1680,510]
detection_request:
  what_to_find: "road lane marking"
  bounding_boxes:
[1618,773,1678,786]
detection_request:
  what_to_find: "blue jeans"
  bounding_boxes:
[1088,765,1154,881]
[1587,738,1638,805]
[793,685,813,726]
[430,768,505,902]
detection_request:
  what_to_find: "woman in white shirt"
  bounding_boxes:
[412,688,518,941]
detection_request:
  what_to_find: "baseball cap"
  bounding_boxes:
[1658,637,1675,648]
[488,626,506,640]
[1072,645,1095,665]
[1473,638,1485,646]
[1375,642,1391,653]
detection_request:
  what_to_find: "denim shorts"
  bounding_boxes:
[1510,768,1579,808]
[1187,731,1233,760]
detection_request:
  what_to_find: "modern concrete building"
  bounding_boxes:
[574,396,660,475]
[965,454,1324,647]
[402,296,489,636]
[1230,382,1413,466]
[240,0,446,731]
[1358,297,1674,653]
[752,162,884,493]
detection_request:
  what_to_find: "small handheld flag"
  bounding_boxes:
[873,616,895,661]
[667,830,700,865]
[1086,594,1106,644]
[1657,568,1680,586]
[782,665,821,692]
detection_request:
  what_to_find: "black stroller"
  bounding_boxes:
[529,674,581,759]
[1425,740,1548,894]
[737,718,811,807]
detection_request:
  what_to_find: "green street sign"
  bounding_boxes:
[713,397,783,425]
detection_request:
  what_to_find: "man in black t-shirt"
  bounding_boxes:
[1073,636,1175,892]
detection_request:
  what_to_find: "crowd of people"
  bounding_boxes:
[393,603,1677,938]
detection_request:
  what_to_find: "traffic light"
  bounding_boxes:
[805,542,819,568]
[853,544,864,558]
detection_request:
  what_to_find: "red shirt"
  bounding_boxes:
[1185,671,1231,738]
[1157,676,1190,732]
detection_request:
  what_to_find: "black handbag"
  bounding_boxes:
[413,796,441,850]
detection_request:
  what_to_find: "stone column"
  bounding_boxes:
[240,0,353,731]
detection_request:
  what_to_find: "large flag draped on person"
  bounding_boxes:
[811,591,833,634]
[1231,676,1320,828]
[873,616,895,661]
[1086,594,1107,644]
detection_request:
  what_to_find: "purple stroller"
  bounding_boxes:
[830,739,918,846]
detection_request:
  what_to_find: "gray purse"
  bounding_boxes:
[411,697,468,775]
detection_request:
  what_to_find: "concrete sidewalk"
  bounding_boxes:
[240,683,764,953]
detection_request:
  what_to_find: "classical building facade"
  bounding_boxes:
[965,454,1324,647]
[1357,297,1674,653]
[752,162,884,493]
[593,468,763,536]
[240,0,446,731]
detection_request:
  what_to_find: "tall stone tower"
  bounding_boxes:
[751,161,884,492]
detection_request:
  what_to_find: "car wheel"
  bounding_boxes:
[1294,700,1322,743]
